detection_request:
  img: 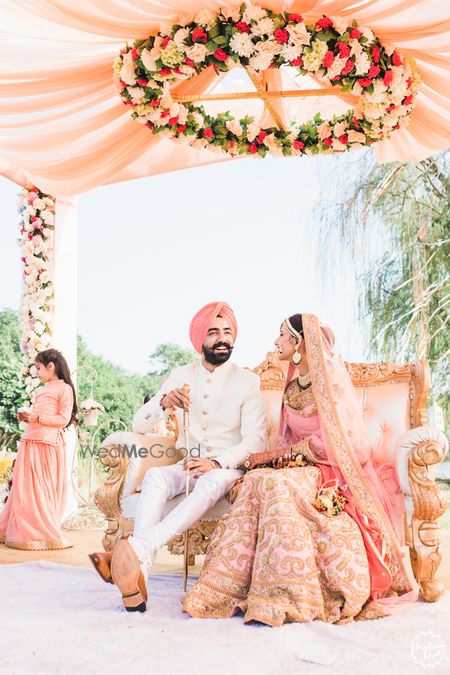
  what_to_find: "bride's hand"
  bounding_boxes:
[272,451,291,469]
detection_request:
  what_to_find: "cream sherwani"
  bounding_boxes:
[129,360,266,570]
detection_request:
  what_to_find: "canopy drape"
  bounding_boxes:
[1,0,449,196]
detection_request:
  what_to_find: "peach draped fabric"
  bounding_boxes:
[1,1,449,196]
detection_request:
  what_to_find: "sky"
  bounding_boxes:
[0,150,369,375]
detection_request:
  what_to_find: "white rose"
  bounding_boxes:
[349,39,363,58]
[26,205,36,216]
[41,210,54,225]
[330,16,349,34]
[226,119,243,136]
[251,18,275,37]
[318,122,331,140]
[194,9,216,27]
[355,51,371,76]
[191,138,209,150]
[173,28,189,47]
[332,138,347,152]
[281,44,303,62]
[220,6,241,22]
[186,43,208,63]
[326,56,347,80]
[333,121,348,137]
[347,130,366,143]
[243,5,267,22]
[33,198,46,211]
[141,48,158,72]
[287,22,311,46]
[246,122,260,142]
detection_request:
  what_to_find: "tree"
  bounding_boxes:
[0,309,24,449]
[148,342,199,378]
[318,150,449,418]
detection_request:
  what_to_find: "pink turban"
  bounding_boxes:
[189,302,238,354]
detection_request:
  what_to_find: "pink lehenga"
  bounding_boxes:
[0,379,73,550]
[182,314,418,626]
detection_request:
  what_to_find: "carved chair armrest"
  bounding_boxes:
[394,425,449,602]
[93,432,131,520]
[395,425,448,501]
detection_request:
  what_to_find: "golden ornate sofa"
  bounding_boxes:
[94,353,448,601]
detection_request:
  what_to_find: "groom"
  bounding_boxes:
[89,301,266,612]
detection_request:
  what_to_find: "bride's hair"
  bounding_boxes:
[287,314,304,338]
[35,349,78,427]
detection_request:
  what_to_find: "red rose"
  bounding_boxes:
[161,36,171,49]
[293,140,304,149]
[177,125,187,133]
[235,21,250,32]
[349,28,361,39]
[214,48,228,61]
[338,134,348,144]
[173,67,183,74]
[352,116,360,126]
[337,42,351,58]
[288,13,303,23]
[371,46,380,63]
[290,56,303,67]
[406,77,412,89]
[159,68,172,75]
[392,51,402,66]
[357,78,372,87]
[383,69,393,86]
[119,79,127,89]
[403,94,413,105]
[168,116,179,126]
[274,28,289,44]
[387,104,396,111]
[248,143,258,153]
[150,98,161,107]
[192,27,208,43]
[323,137,333,146]
[203,127,214,139]
[185,56,196,68]
[316,17,333,30]
[322,50,335,68]
[341,59,355,75]
[146,122,154,130]
[368,64,380,79]
[160,108,170,118]
[256,131,267,144]
[131,47,139,60]
[21,257,26,263]
[136,79,148,86]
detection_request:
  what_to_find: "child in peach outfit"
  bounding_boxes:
[0,349,77,550]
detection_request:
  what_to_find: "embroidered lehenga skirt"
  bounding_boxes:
[182,467,374,626]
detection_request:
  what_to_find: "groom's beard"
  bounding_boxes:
[203,342,233,366]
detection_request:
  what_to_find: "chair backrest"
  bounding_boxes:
[254,352,430,465]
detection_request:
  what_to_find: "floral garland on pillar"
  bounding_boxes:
[17,186,55,395]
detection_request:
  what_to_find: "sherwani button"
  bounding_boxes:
[202,410,208,415]
[206,378,212,383]
[202,426,208,431]
[203,394,209,398]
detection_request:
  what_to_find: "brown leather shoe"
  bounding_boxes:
[111,539,147,613]
[88,551,113,584]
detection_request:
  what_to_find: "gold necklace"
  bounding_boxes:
[297,372,311,388]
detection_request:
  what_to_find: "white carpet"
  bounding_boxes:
[0,562,449,675]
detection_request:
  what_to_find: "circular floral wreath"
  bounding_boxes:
[114,4,420,158]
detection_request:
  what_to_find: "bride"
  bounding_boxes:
[182,313,418,626]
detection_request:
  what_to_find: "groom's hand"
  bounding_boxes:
[183,457,220,474]
[161,388,191,410]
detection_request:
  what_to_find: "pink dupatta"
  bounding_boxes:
[277,314,418,608]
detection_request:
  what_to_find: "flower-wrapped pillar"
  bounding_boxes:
[18,186,78,521]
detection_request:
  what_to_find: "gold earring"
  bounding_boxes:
[292,348,302,365]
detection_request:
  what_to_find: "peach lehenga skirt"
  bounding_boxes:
[182,467,379,626]
[0,437,71,551]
